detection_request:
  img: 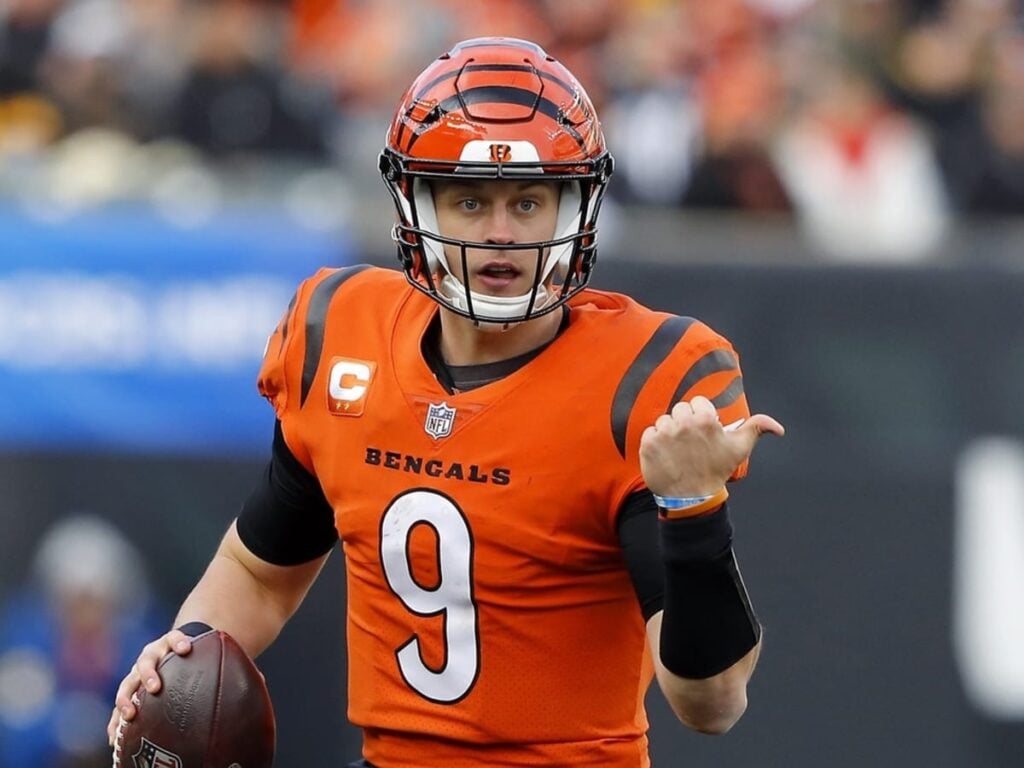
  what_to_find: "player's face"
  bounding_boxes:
[431,180,561,297]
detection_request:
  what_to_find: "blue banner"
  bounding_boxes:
[0,204,355,455]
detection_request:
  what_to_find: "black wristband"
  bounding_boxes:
[659,505,761,679]
[175,621,213,638]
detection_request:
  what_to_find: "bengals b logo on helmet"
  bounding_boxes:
[489,144,513,163]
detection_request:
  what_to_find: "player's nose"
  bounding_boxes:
[483,204,515,245]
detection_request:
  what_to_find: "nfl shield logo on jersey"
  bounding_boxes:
[133,738,182,768]
[424,402,456,439]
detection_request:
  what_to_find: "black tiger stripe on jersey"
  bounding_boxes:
[667,348,738,412]
[274,290,298,359]
[611,316,696,458]
[403,86,587,153]
[300,265,372,408]
[711,375,745,409]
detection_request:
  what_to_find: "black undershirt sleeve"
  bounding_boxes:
[616,490,665,621]
[236,420,339,566]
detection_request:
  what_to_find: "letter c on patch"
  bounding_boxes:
[330,360,371,401]
[327,357,376,416]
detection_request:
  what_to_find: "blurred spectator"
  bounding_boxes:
[2,0,192,146]
[0,0,65,155]
[602,2,701,204]
[117,0,191,140]
[0,515,165,768]
[0,0,63,96]
[682,26,790,211]
[962,23,1024,214]
[289,0,434,116]
[604,0,790,210]
[37,0,132,135]
[170,0,329,158]
[773,51,949,260]
[876,0,1022,215]
[538,0,619,105]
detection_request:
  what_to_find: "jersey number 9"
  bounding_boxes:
[380,489,481,703]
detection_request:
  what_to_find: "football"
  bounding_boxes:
[114,629,275,767]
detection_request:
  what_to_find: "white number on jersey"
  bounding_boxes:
[380,489,480,703]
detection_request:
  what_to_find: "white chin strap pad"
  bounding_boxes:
[439,274,554,322]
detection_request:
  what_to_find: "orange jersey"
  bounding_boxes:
[257,266,751,767]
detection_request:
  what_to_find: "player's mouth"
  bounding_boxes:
[475,261,523,292]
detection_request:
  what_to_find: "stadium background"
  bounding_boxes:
[1,0,1023,765]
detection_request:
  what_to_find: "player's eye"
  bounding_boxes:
[518,199,538,213]
[459,198,480,211]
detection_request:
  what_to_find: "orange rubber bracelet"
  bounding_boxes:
[656,486,729,519]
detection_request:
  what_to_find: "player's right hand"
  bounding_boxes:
[639,396,784,498]
[107,629,193,746]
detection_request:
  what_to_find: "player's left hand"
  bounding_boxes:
[639,396,784,498]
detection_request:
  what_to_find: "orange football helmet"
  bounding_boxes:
[379,37,614,324]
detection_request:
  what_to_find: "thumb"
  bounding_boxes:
[731,414,785,452]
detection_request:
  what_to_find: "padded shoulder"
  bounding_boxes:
[600,304,751,481]
[256,265,379,418]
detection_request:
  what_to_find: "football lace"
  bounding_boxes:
[111,715,126,767]
[111,691,140,768]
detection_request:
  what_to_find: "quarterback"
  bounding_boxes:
[111,38,783,767]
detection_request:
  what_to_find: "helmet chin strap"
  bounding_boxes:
[438,274,555,326]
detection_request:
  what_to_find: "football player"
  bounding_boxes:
[110,37,783,767]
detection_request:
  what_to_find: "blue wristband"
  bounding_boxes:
[652,493,715,510]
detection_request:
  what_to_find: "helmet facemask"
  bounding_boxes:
[381,153,611,326]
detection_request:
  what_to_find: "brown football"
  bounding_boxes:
[114,629,275,768]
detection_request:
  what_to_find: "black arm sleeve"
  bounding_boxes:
[658,503,762,679]
[616,490,665,621]
[236,420,339,565]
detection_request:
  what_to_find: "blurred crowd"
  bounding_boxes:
[0,0,1022,259]
[0,515,164,767]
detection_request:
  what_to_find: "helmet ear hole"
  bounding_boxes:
[395,229,427,279]
[397,247,414,272]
